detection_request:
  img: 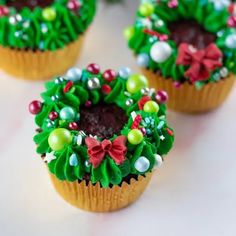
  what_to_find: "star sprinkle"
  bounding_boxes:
[44,152,56,163]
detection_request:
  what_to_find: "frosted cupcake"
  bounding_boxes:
[29,64,174,212]
[125,0,236,113]
[0,0,96,80]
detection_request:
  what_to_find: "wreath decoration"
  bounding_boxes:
[126,0,236,88]
[29,64,174,187]
[0,0,96,50]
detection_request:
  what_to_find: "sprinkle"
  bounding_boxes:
[145,117,150,124]
[140,127,146,135]
[124,91,131,97]
[69,154,78,166]
[132,115,142,129]
[173,81,182,88]
[44,152,56,163]
[146,129,152,135]
[166,128,174,136]
[131,111,137,121]
[157,120,165,130]
[138,96,151,110]
[143,28,169,41]
[85,100,92,107]
[76,135,83,146]
[159,115,166,120]
[79,131,86,137]
[160,135,165,141]
[101,84,112,95]
[148,88,155,97]
[63,81,74,93]
[85,160,91,168]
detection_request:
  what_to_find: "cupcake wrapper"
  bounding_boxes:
[142,69,235,113]
[0,36,85,80]
[50,172,152,212]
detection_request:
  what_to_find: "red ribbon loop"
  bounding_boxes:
[176,43,223,83]
[85,136,127,168]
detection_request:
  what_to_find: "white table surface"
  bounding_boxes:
[1,1,236,236]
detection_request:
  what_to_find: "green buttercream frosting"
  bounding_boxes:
[31,65,174,188]
[0,0,96,50]
[126,0,236,86]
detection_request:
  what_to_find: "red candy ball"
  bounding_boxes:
[0,6,9,17]
[85,100,92,107]
[49,111,58,121]
[29,100,42,115]
[228,4,235,14]
[69,122,79,130]
[140,127,147,136]
[103,69,117,82]
[101,84,112,95]
[155,90,168,104]
[67,0,80,11]
[86,63,100,74]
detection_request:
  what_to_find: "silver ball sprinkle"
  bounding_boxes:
[9,14,22,25]
[125,98,134,106]
[87,77,101,90]
[134,156,150,173]
[47,121,54,128]
[220,67,229,78]
[85,160,91,168]
[141,87,150,95]
[51,95,59,101]
[55,77,65,84]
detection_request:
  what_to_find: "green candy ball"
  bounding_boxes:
[144,101,160,113]
[42,7,57,21]
[48,128,72,151]
[139,3,154,17]
[128,129,144,145]
[126,74,148,94]
[124,27,134,40]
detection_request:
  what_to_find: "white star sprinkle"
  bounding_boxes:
[44,153,56,163]
[160,135,165,141]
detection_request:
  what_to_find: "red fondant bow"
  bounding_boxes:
[85,136,127,168]
[176,43,223,83]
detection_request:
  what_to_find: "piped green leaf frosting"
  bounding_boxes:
[0,0,96,50]
[31,65,174,188]
[125,0,236,86]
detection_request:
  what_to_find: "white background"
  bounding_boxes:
[0,1,236,235]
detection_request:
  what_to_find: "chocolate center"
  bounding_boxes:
[79,103,128,140]
[5,0,54,11]
[169,20,216,49]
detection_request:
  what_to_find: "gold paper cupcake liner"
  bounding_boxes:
[142,69,235,113]
[50,172,153,212]
[0,36,85,80]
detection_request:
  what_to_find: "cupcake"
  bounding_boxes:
[29,64,174,212]
[0,0,96,80]
[125,0,236,113]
